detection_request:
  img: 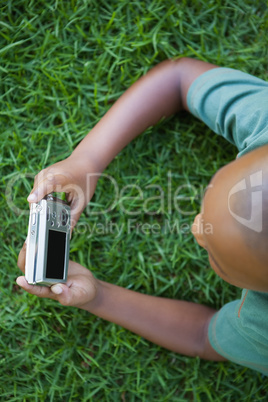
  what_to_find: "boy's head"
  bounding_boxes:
[192,145,268,292]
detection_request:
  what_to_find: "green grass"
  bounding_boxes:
[1,0,268,400]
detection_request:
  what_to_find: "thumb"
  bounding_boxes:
[51,281,92,307]
[51,284,65,295]
[50,283,82,306]
[50,283,73,306]
[28,170,70,204]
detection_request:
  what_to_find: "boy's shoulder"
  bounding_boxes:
[208,289,268,375]
[237,289,268,340]
[187,67,268,158]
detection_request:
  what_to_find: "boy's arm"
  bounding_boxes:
[82,279,225,361]
[17,271,224,360]
[72,57,218,172]
[29,58,218,221]
[17,248,224,361]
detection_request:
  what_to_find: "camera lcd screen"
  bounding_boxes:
[45,230,66,279]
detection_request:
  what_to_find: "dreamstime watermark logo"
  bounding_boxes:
[228,170,263,233]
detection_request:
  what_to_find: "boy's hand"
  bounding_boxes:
[27,155,99,230]
[17,241,99,308]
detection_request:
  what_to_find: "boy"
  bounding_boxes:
[17,58,268,375]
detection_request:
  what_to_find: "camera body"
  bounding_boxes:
[25,194,70,286]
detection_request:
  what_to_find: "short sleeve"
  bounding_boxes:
[187,68,268,157]
[208,289,268,375]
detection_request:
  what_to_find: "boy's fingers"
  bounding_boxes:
[27,177,56,203]
[16,276,53,298]
[27,169,51,202]
[69,209,82,232]
[52,282,92,307]
[16,276,75,306]
[28,171,70,203]
[50,284,73,305]
[17,241,27,273]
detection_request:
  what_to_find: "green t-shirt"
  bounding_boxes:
[187,67,268,375]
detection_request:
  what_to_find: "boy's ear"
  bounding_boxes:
[191,214,207,249]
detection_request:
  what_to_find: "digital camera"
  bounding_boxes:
[25,194,71,286]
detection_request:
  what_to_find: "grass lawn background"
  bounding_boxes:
[0,0,268,400]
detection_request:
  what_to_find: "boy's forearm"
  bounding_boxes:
[71,58,218,172]
[72,59,182,171]
[81,280,225,361]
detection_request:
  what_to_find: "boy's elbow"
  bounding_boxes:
[197,314,227,361]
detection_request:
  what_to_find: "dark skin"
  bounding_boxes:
[17,57,267,362]
[17,245,222,360]
[193,144,268,291]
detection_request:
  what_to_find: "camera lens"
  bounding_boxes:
[61,209,68,226]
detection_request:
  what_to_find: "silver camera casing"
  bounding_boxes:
[25,195,71,286]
